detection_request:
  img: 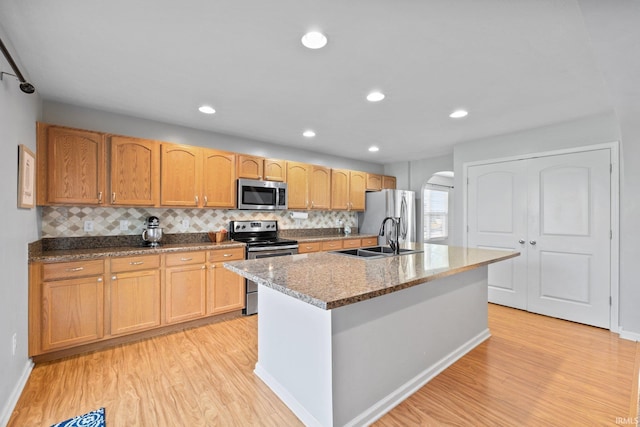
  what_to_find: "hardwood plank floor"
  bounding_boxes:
[9,304,640,426]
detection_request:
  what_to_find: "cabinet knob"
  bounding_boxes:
[201,265,206,270]
[180,257,193,262]
[66,266,84,272]
[518,239,525,244]
[530,240,537,246]
[129,261,144,265]
[98,192,102,203]
[195,195,199,206]
[204,196,208,206]
[112,275,117,280]
[97,277,103,282]
[112,192,116,203]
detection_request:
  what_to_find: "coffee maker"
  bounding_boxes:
[142,216,163,247]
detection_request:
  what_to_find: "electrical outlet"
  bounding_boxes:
[84,220,94,232]
[119,220,129,231]
[12,333,16,356]
[181,219,190,230]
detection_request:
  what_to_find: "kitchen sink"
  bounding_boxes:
[332,246,423,259]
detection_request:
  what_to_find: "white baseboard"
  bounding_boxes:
[0,359,34,427]
[618,327,640,342]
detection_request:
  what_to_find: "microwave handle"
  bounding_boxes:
[276,187,281,207]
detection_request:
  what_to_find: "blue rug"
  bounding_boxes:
[50,407,105,427]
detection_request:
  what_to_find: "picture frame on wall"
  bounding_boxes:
[18,144,36,208]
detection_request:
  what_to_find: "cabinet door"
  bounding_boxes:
[202,149,236,208]
[310,165,331,209]
[321,240,343,251]
[349,171,366,211]
[366,173,382,191]
[110,136,160,206]
[45,125,106,205]
[165,264,207,324]
[331,169,350,210]
[110,269,161,336]
[382,175,396,189]
[287,161,310,209]
[207,264,245,314]
[161,143,202,207]
[264,159,286,182]
[237,154,263,180]
[41,276,104,351]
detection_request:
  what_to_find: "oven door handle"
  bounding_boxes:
[247,244,299,252]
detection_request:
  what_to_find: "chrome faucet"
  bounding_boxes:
[379,217,401,255]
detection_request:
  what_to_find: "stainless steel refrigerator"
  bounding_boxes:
[358,189,416,245]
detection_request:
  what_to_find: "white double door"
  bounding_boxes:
[467,149,611,328]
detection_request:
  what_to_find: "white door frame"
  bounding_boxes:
[462,141,620,333]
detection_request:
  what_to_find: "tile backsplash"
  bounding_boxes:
[41,206,358,238]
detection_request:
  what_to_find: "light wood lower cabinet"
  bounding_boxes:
[110,255,161,336]
[207,247,245,315]
[164,252,207,324]
[38,260,105,352]
[298,242,322,254]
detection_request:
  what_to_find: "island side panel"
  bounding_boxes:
[331,266,490,426]
[254,284,334,427]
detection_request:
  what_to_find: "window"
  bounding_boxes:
[423,187,449,241]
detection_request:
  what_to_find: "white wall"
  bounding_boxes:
[43,101,384,174]
[578,0,640,338]
[0,28,41,425]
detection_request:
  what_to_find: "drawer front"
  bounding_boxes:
[343,239,361,249]
[165,251,207,267]
[209,247,245,263]
[43,259,105,281]
[111,254,161,273]
[321,240,343,251]
[361,237,378,247]
[298,242,321,254]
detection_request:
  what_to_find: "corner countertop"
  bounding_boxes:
[224,244,519,310]
[29,241,246,263]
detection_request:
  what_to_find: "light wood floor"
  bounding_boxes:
[9,304,640,426]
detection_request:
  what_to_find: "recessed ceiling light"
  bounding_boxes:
[199,105,216,114]
[301,31,327,49]
[366,91,385,102]
[303,130,316,138]
[449,109,468,118]
[368,146,380,152]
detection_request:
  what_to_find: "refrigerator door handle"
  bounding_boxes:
[400,195,408,240]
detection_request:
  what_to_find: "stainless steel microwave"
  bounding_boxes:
[237,179,288,210]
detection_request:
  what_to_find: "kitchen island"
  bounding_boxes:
[224,244,518,427]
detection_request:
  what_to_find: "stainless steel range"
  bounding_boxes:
[229,220,298,315]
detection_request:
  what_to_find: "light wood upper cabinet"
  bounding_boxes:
[287,162,331,209]
[203,148,236,208]
[238,155,286,182]
[264,159,286,181]
[286,161,310,209]
[310,165,331,210]
[366,173,382,191]
[161,145,236,208]
[109,136,160,206]
[37,123,106,206]
[331,169,365,211]
[161,143,202,207]
[382,175,397,189]
[237,154,263,180]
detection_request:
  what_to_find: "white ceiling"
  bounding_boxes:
[0,0,614,164]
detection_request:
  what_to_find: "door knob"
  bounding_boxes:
[518,239,525,244]
[529,240,537,245]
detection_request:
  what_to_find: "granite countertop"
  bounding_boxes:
[28,233,377,263]
[224,244,519,310]
[291,233,378,243]
[30,241,245,263]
